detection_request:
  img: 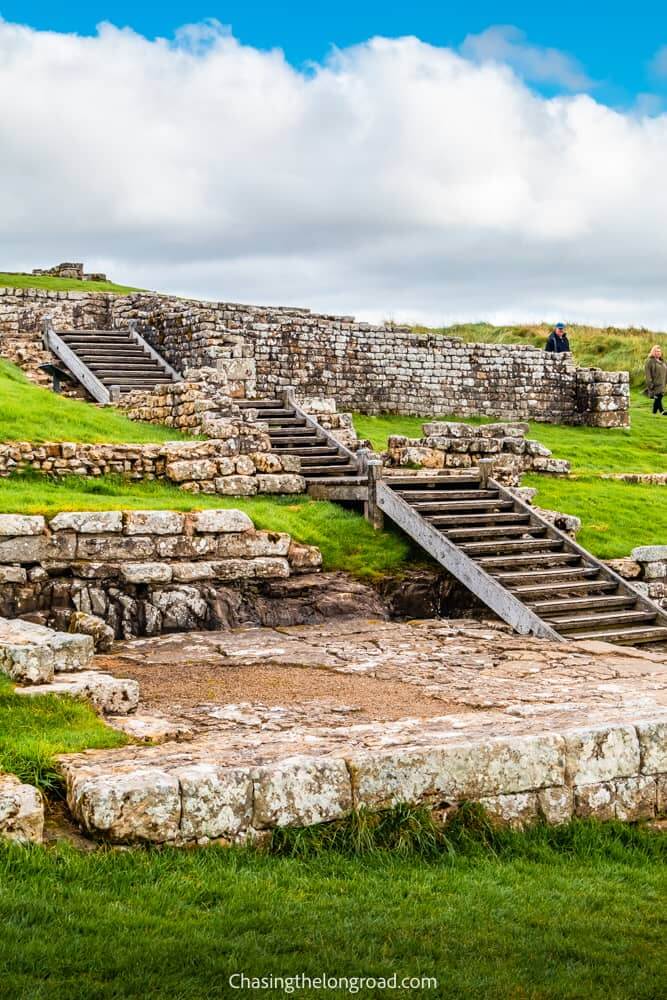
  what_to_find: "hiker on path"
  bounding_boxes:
[545,323,570,353]
[644,345,667,415]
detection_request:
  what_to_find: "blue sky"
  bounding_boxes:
[5,0,667,106]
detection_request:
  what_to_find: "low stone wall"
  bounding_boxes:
[0,509,322,638]
[608,546,667,606]
[385,421,570,486]
[0,438,304,496]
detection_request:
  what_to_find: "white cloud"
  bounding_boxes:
[2,19,667,328]
[460,25,592,91]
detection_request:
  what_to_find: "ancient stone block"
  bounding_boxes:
[564,725,639,784]
[636,721,667,774]
[0,774,44,844]
[478,792,539,828]
[537,785,573,825]
[253,756,352,829]
[166,459,218,482]
[213,475,258,495]
[18,671,139,714]
[124,510,185,535]
[48,631,95,672]
[69,611,115,652]
[191,509,253,533]
[77,536,156,561]
[50,511,123,534]
[631,545,667,562]
[66,767,181,843]
[0,514,46,536]
[121,563,173,585]
[177,763,254,841]
[216,532,291,559]
[574,782,615,820]
[614,775,656,821]
[256,474,305,494]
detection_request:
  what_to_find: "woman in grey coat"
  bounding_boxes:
[645,345,667,414]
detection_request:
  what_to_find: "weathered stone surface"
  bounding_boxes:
[0,533,76,563]
[478,791,539,828]
[17,670,139,714]
[69,611,115,652]
[0,514,46,536]
[49,630,95,672]
[574,782,615,820]
[537,785,573,825]
[216,531,291,559]
[124,511,185,535]
[257,474,306,494]
[288,542,323,573]
[66,767,181,843]
[77,535,156,561]
[614,775,657,821]
[0,774,44,844]
[212,475,258,496]
[636,721,667,774]
[0,566,27,584]
[171,563,215,582]
[192,509,253,533]
[606,558,642,579]
[350,733,565,807]
[121,563,173,585]
[253,756,352,829]
[252,557,290,579]
[0,618,57,683]
[631,545,667,562]
[564,726,640,785]
[50,511,123,534]
[177,763,253,840]
[165,459,218,482]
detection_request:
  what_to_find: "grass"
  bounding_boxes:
[0,272,140,294]
[0,473,415,579]
[0,360,191,444]
[421,320,667,389]
[0,675,127,793]
[0,813,664,999]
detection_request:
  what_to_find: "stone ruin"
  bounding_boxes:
[31,262,108,282]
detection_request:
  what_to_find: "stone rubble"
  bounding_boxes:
[0,774,44,844]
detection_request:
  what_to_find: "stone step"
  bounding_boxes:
[443,523,539,541]
[547,610,657,632]
[568,626,667,645]
[531,595,638,615]
[0,618,94,684]
[461,538,563,556]
[510,579,618,598]
[16,671,139,714]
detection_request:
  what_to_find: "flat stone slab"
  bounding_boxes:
[0,617,94,683]
[0,773,44,844]
[59,619,667,844]
[17,671,139,715]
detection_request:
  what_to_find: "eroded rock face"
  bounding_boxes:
[0,774,44,844]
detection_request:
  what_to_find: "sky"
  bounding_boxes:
[3,3,667,326]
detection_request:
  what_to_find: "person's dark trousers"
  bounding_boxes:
[653,393,664,413]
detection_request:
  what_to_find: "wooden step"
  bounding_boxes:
[461,539,562,556]
[495,565,597,584]
[547,610,656,632]
[386,475,481,487]
[269,429,322,440]
[271,446,340,457]
[532,595,637,615]
[263,417,307,427]
[299,454,350,466]
[303,464,359,477]
[478,552,581,570]
[425,513,530,527]
[427,501,514,519]
[410,491,501,508]
[510,579,618,598]
[567,626,667,645]
[394,485,483,499]
[443,524,540,541]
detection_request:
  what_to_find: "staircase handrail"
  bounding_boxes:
[41,317,111,405]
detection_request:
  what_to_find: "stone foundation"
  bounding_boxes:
[385,421,570,485]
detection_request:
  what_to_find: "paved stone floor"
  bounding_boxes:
[59,619,667,842]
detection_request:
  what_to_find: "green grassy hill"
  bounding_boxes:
[0,360,188,444]
[0,273,141,294]
[419,321,667,389]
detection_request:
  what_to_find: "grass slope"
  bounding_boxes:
[0,474,415,578]
[422,320,667,389]
[0,818,664,1000]
[0,676,127,792]
[0,360,190,444]
[0,273,140,294]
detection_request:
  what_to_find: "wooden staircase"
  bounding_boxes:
[236,395,364,485]
[377,473,667,646]
[42,319,180,404]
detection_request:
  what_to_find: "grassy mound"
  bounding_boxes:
[0,273,140,294]
[0,814,664,999]
[0,360,190,444]
[420,321,667,389]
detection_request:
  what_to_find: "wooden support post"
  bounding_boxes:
[364,457,384,530]
[281,385,297,407]
[478,459,495,490]
[110,386,121,402]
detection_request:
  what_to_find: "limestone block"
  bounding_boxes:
[643,562,667,580]
[216,531,291,559]
[564,725,639,784]
[234,455,256,476]
[171,563,215,582]
[253,756,352,829]
[400,447,444,469]
[252,557,291,579]
[631,545,667,562]
[0,774,44,844]
[614,775,657,821]
[606,558,642,579]
[66,767,182,843]
[657,774,667,814]
[636,721,667,774]
[250,452,283,474]
[166,459,218,483]
[121,563,173,585]
[49,631,95,672]
[0,566,27,584]
[77,535,156,561]
[177,763,254,841]
[208,559,256,580]
[0,514,46,536]
[574,782,615,820]
[256,474,306,494]
[213,475,258,496]
[155,535,219,559]
[69,611,115,652]
[151,588,209,628]
[17,671,139,714]
[422,422,474,438]
[279,455,302,474]
[50,511,123,533]
[350,733,565,807]
[191,509,253,533]
[124,510,185,535]
[537,785,573,825]
[288,541,323,572]
[0,532,76,563]
[478,792,539,828]
[0,631,55,684]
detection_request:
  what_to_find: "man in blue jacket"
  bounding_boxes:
[545,322,570,353]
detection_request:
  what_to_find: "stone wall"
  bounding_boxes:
[0,438,304,496]
[608,546,667,607]
[0,288,629,426]
[0,509,322,638]
[384,421,570,486]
